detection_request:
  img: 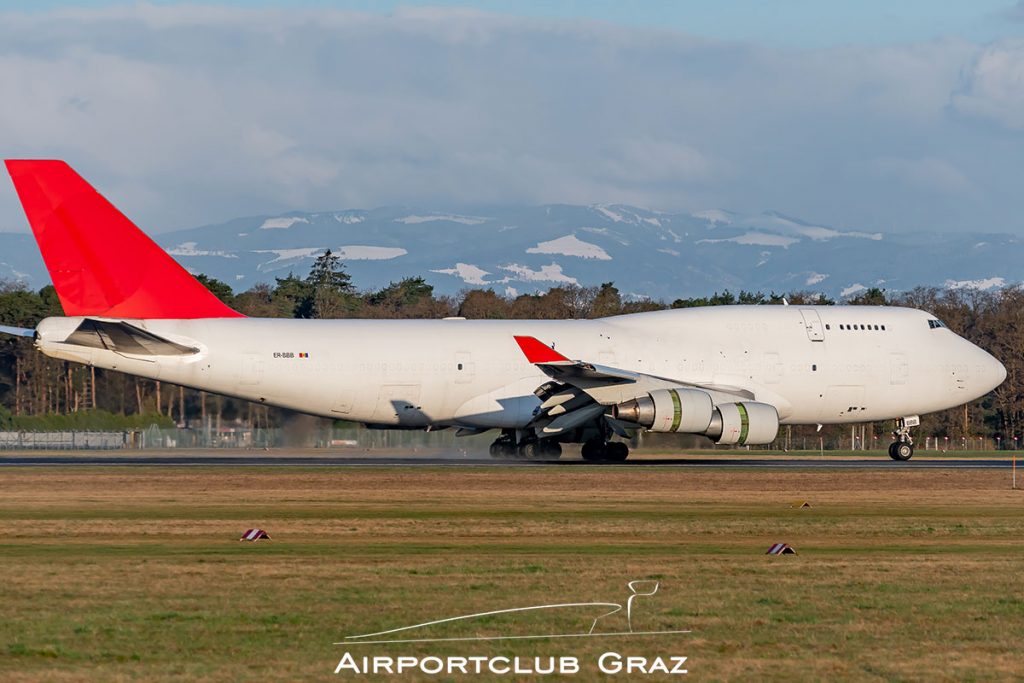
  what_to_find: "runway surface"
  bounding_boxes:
[0,454,1013,468]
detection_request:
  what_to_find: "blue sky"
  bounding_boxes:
[9,0,1021,47]
[0,2,1022,235]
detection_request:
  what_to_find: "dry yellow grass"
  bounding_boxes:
[0,466,1022,681]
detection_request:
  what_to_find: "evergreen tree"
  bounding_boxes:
[273,273,314,318]
[306,250,354,319]
[195,274,235,306]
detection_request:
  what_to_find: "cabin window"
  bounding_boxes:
[812,364,817,371]
[825,324,830,330]
[457,363,463,370]
[881,325,886,331]
[860,324,866,330]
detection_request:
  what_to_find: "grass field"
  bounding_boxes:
[1,465,1023,681]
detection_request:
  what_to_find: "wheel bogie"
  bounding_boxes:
[517,439,562,460]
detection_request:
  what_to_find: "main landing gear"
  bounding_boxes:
[488,430,562,460]
[888,416,918,461]
[488,431,626,462]
[581,439,629,462]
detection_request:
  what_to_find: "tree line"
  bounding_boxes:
[0,249,1015,448]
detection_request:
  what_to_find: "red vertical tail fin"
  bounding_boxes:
[5,160,242,319]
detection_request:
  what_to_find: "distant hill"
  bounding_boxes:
[1,204,1019,300]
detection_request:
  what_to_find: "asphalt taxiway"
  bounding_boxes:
[0,454,1014,468]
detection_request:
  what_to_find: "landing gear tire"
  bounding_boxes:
[888,442,914,461]
[580,440,629,462]
[605,441,629,462]
[519,440,562,460]
[542,441,562,460]
[581,439,605,461]
[489,436,517,459]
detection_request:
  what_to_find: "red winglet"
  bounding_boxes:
[513,335,571,364]
[5,160,243,319]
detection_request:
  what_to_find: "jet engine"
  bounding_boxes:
[705,401,779,445]
[612,388,714,433]
[613,391,779,445]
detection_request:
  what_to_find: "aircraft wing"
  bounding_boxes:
[513,335,752,403]
[511,336,638,386]
[513,335,753,435]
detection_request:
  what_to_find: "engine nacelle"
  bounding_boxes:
[706,401,779,445]
[612,388,714,433]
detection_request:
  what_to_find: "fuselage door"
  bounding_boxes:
[799,310,825,342]
[763,352,783,384]
[890,353,908,385]
[240,354,264,386]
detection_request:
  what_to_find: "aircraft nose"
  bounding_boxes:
[991,355,1007,389]
[979,348,1006,393]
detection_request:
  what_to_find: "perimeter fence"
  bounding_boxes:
[0,427,1006,452]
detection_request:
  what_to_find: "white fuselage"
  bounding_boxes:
[34,305,1005,431]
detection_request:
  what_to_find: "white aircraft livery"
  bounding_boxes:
[2,160,1007,461]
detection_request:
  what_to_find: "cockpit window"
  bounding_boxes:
[928,319,947,330]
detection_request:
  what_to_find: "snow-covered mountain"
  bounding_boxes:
[0,204,1019,301]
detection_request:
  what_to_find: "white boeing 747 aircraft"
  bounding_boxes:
[2,161,1006,461]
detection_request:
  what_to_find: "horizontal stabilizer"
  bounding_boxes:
[0,325,35,338]
[63,318,198,356]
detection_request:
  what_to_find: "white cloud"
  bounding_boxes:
[951,40,1024,130]
[0,5,1018,237]
[869,156,975,195]
[841,283,868,297]
[1003,1,1024,22]
[805,272,829,286]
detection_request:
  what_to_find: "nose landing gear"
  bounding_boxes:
[888,416,919,461]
